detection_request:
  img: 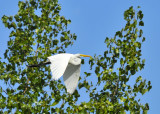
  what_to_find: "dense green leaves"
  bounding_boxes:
[0,1,151,113]
[0,0,77,113]
[82,6,151,113]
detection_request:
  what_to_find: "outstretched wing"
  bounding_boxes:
[47,53,72,80]
[63,64,81,94]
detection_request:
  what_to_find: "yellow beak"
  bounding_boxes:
[80,54,92,57]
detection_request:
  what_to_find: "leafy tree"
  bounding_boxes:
[80,6,152,114]
[0,0,151,113]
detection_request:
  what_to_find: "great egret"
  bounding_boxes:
[28,53,91,94]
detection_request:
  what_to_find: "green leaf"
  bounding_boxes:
[60,36,66,42]
[142,37,145,42]
[137,10,143,20]
[136,76,142,83]
[139,21,144,26]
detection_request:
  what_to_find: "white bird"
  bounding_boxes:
[28,53,91,94]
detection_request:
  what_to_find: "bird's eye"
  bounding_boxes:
[74,58,78,62]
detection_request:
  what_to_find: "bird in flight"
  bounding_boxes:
[28,53,91,94]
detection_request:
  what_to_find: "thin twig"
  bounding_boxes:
[23,79,29,94]
[35,43,39,57]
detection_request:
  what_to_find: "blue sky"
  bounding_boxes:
[0,0,160,113]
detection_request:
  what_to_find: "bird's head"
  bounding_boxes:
[69,54,91,65]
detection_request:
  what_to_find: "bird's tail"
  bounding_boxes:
[28,61,51,67]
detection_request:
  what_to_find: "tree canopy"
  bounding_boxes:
[0,0,151,113]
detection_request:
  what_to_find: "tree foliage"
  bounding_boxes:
[0,0,151,113]
[81,6,152,113]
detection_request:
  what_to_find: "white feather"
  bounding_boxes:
[46,53,91,94]
[47,53,72,80]
[63,64,81,94]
